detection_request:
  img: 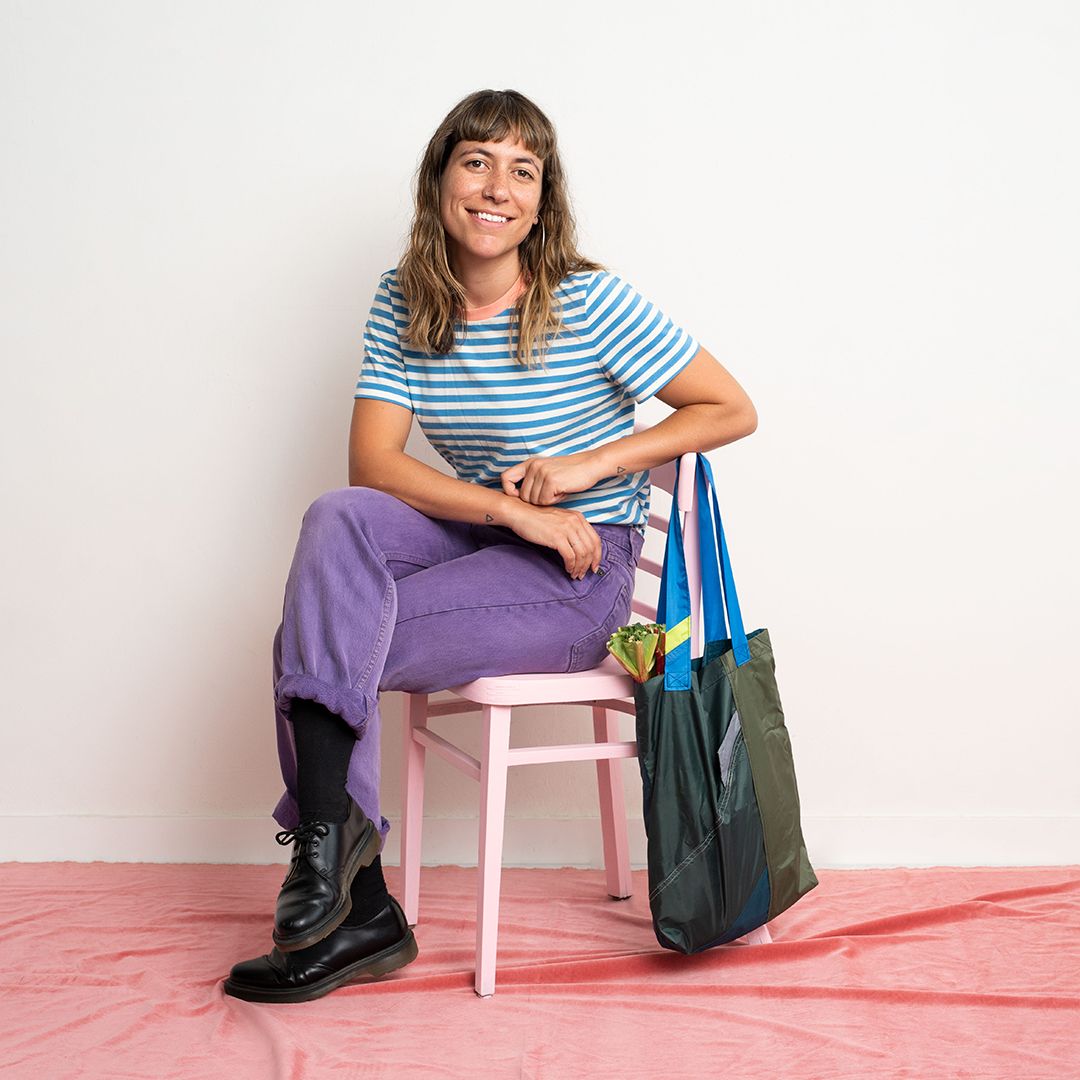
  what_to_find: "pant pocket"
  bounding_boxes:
[566,581,631,673]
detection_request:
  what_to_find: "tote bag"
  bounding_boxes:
[633,452,818,954]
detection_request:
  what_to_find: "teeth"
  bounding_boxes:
[472,211,508,222]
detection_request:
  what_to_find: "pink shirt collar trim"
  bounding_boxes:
[464,273,527,322]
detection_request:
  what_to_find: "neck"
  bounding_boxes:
[449,250,523,309]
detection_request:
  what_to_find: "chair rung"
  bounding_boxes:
[591,698,636,717]
[424,700,479,717]
[636,555,663,578]
[412,726,481,780]
[506,740,638,766]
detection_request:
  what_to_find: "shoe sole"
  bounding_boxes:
[272,817,381,953]
[223,928,418,1004]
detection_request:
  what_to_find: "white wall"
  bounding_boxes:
[1,0,1076,867]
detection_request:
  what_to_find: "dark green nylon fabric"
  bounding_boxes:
[715,628,818,921]
[635,626,817,951]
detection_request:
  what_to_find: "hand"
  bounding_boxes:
[500,450,604,508]
[504,502,603,580]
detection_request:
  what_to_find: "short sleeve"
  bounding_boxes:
[354,275,413,412]
[586,271,699,404]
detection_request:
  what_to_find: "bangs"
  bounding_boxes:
[455,106,553,163]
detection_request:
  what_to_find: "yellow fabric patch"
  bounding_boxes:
[665,616,691,652]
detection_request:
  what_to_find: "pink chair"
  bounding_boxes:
[399,428,772,996]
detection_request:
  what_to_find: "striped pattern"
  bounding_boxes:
[354,267,700,534]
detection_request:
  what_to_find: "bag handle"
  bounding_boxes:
[657,454,750,690]
[699,453,750,667]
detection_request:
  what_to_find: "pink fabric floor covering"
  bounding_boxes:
[1,862,1077,1079]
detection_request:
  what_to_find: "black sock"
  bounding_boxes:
[290,697,355,823]
[342,854,391,926]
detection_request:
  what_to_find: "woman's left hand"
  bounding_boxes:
[500,450,605,506]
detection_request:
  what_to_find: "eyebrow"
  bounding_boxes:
[460,147,541,171]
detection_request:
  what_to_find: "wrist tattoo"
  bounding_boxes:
[485,513,494,523]
[615,465,626,476]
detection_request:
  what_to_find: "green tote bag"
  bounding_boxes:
[634,452,818,954]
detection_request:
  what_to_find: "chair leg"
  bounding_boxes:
[475,703,512,998]
[400,692,428,928]
[735,924,773,946]
[592,705,632,899]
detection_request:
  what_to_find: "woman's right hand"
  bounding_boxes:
[505,502,602,581]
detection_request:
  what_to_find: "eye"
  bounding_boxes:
[465,160,536,180]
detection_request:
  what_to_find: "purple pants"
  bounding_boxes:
[270,486,644,843]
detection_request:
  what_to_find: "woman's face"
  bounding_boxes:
[439,135,543,272]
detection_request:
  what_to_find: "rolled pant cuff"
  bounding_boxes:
[274,674,376,737]
[273,790,299,831]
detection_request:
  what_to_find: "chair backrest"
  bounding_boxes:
[630,420,705,657]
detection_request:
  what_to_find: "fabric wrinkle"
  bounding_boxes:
[271,486,646,844]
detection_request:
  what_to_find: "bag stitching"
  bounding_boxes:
[648,809,723,901]
[648,731,744,902]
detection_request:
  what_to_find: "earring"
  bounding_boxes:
[536,216,546,251]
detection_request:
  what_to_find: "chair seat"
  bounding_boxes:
[445,653,635,706]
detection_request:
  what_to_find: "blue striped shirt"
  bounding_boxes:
[353,267,699,535]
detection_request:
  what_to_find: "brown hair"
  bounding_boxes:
[396,89,606,368]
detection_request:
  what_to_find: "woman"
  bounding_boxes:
[224,89,756,1003]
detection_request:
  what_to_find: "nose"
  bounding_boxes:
[482,167,512,202]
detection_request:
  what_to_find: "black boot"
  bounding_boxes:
[272,794,381,952]
[225,895,417,1003]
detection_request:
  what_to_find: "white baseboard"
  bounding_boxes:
[1,815,1077,868]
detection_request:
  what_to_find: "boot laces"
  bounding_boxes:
[274,820,330,852]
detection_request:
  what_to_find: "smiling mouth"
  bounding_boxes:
[468,209,512,223]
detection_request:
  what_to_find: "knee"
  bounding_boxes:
[302,486,391,531]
